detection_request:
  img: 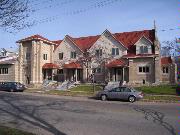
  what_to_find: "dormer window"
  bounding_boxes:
[140,46,148,54]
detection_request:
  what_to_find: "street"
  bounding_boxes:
[0,91,178,135]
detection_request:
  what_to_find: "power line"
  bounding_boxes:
[158,27,180,32]
[30,0,75,13]
[34,0,122,25]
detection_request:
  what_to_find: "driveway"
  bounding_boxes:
[0,91,178,135]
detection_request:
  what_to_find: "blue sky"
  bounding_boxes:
[0,0,179,50]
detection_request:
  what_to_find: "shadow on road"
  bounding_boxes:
[0,94,67,135]
[133,106,176,135]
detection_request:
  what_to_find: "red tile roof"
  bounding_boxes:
[161,57,172,65]
[17,34,58,45]
[68,29,155,53]
[113,30,155,48]
[17,29,155,55]
[52,40,63,51]
[72,35,100,52]
[106,59,127,68]
[42,63,59,69]
[63,62,82,69]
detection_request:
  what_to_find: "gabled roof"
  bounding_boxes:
[102,29,128,49]
[52,40,63,51]
[17,34,58,45]
[161,57,172,65]
[17,29,155,54]
[71,35,100,52]
[106,59,127,68]
[113,29,155,48]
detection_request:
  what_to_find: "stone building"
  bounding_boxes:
[16,29,177,86]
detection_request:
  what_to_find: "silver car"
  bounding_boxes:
[96,86,143,102]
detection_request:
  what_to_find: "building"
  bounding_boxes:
[16,29,176,86]
[0,48,17,59]
[0,56,19,82]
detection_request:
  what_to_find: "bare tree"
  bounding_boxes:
[0,0,32,32]
[161,39,179,57]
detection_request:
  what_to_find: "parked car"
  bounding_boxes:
[0,82,26,92]
[96,86,143,102]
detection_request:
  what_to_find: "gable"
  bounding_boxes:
[89,30,128,57]
[135,36,153,46]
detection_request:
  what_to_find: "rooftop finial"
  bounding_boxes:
[153,20,156,30]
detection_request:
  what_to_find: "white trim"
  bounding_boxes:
[102,29,128,50]
[65,35,84,53]
[134,35,153,46]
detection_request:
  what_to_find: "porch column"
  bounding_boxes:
[115,68,117,81]
[75,69,77,82]
[122,67,124,82]
[108,69,111,81]
[52,69,54,81]
[64,69,67,81]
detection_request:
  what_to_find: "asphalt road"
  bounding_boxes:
[0,92,178,135]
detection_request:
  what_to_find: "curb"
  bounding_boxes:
[21,91,180,103]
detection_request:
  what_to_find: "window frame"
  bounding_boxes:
[43,54,48,60]
[71,51,76,59]
[95,49,102,57]
[162,66,169,74]
[0,68,8,74]
[112,48,119,56]
[59,53,63,60]
[139,46,148,54]
[138,65,150,74]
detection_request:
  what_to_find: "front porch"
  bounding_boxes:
[106,59,129,83]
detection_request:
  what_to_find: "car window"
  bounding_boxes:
[110,87,121,92]
[121,87,131,92]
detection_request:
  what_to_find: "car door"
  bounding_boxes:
[108,87,122,99]
[108,87,119,99]
[120,87,132,100]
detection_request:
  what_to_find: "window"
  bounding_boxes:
[163,67,168,74]
[112,48,119,55]
[95,49,102,57]
[140,46,148,54]
[138,66,150,73]
[26,53,31,60]
[110,87,121,92]
[57,69,63,74]
[59,53,63,60]
[43,54,47,60]
[0,68,8,74]
[71,52,76,59]
[121,87,131,92]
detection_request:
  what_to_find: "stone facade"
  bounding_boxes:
[15,29,177,86]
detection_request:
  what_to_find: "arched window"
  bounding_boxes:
[140,46,148,54]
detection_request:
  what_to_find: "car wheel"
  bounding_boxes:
[101,95,107,101]
[128,96,136,103]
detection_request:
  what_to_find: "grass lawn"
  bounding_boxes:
[0,126,34,135]
[135,85,177,95]
[44,85,103,96]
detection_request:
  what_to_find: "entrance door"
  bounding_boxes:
[117,69,122,81]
